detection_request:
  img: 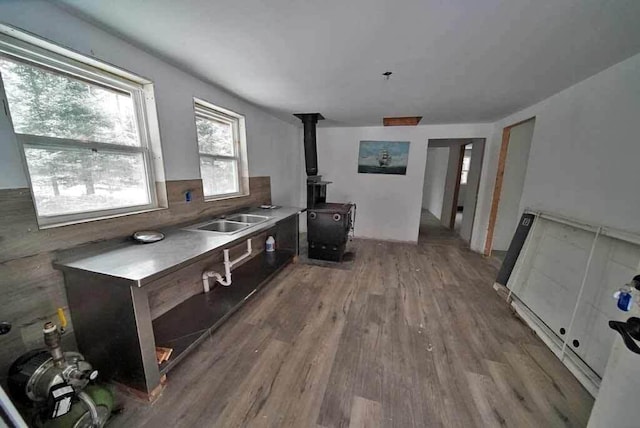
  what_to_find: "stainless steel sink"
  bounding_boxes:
[186,213,271,234]
[197,220,250,233]
[225,213,269,224]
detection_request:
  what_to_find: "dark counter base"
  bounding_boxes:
[153,250,294,375]
[308,241,347,262]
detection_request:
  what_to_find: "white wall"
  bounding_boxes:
[492,119,535,251]
[316,124,492,242]
[421,147,449,219]
[440,145,463,229]
[0,2,303,207]
[472,52,640,252]
[8,2,635,251]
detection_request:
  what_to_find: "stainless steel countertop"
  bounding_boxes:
[54,206,303,286]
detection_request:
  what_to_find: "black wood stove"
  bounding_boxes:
[295,113,355,262]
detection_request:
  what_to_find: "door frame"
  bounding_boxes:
[484,117,535,256]
[449,143,467,229]
[463,140,485,244]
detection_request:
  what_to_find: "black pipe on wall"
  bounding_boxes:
[294,113,324,176]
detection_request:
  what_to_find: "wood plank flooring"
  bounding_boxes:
[109,211,593,427]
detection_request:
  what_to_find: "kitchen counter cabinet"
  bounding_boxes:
[55,206,302,285]
[55,208,301,396]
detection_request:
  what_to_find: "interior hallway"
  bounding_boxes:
[111,213,594,427]
[420,209,466,246]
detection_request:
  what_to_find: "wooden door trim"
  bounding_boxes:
[450,144,466,229]
[484,117,535,256]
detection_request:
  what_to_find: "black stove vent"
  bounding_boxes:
[294,113,324,177]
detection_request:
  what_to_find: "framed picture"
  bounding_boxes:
[358,140,410,175]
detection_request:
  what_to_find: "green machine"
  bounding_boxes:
[7,322,114,428]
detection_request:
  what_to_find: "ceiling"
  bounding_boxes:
[57,0,640,126]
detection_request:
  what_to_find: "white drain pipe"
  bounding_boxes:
[202,239,252,292]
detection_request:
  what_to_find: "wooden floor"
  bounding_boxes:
[111,211,594,427]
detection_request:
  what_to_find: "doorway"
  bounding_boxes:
[421,138,485,244]
[484,117,536,257]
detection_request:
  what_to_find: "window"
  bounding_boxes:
[460,145,472,184]
[194,99,248,199]
[0,30,161,227]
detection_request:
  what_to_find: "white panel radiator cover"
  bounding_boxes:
[506,210,640,396]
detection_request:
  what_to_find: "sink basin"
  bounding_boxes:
[225,213,270,224]
[186,213,271,234]
[197,220,250,233]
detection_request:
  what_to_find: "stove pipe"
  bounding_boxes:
[294,113,324,176]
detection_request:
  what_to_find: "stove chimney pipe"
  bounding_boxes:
[294,113,324,176]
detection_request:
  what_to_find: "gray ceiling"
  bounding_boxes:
[57,0,640,126]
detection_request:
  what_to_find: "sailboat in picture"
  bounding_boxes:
[377,149,392,167]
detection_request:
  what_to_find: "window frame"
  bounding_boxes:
[194,98,249,200]
[0,29,161,228]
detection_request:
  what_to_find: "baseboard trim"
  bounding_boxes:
[353,236,418,245]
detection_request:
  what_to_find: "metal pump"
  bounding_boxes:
[8,322,113,428]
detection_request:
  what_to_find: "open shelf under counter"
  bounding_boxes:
[153,249,295,374]
[56,208,302,397]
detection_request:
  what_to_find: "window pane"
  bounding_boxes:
[196,116,234,156]
[200,157,239,196]
[0,56,140,146]
[24,146,150,217]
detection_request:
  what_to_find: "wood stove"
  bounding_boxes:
[295,113,355,262]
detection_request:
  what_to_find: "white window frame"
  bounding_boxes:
[194,98,249,200]
[0,27,162,228]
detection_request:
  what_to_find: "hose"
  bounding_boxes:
[78,391,100,428]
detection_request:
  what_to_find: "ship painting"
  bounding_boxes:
[377,149,392,167]
[358,141,410,175]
